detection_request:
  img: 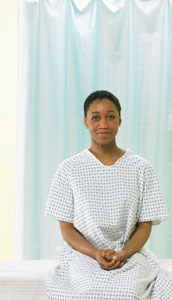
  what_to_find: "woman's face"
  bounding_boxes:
[84,98,121,146]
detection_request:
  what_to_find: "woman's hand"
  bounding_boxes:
[95,249,125,271]
[111,249,126,266]
[102,248,116,262]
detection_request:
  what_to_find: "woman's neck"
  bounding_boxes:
[89,142,122,158]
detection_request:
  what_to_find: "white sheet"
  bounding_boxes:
[0,259,171,300]
[0,260,58,300]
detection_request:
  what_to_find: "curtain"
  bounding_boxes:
[15,0,172,260]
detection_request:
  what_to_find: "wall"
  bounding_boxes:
[0,1,17,259]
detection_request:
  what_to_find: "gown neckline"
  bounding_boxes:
[85,148,131,168]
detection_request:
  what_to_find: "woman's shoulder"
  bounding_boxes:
[126,149,154,169]
[56,149,88,172]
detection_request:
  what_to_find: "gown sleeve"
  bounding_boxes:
[44,162,74,223]
[138,162,169,225]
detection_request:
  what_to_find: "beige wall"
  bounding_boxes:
[0,1,17,259]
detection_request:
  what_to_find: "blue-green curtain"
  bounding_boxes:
[15,0,172,259]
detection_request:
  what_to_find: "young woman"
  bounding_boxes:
[45,90,171,300]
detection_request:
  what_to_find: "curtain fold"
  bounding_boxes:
[15,0,172,259]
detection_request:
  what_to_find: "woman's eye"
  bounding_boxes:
[107,115,115,119]
[91,115,115,121]
[92,116,99,120]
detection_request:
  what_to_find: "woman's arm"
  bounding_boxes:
[107,221,152,266]
[102,221,152,270]
[59,220,152,270]
[59,221,116,270]
[59,221,97,259]
[121,221,152,258]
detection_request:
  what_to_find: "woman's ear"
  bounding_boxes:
[119,117,122,127]
[84,116,88,128]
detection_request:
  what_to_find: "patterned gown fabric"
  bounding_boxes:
[44,149,172,300]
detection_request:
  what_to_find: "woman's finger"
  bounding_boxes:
[108,260,121,270]
[113,251,126,262]
[106,250,116,261]
[113,255,118,261]
[102,248,108,258]
[100,257,116,269]
[120,261,125,267]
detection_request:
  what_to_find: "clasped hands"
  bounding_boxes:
[95,248,126,271]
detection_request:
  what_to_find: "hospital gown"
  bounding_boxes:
[44,148,172,300]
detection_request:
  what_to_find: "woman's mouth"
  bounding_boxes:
[98,132,110,138]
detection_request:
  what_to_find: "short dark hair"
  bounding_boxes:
[84,90,121,117]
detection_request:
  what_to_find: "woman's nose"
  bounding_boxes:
[99,118,108,128]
